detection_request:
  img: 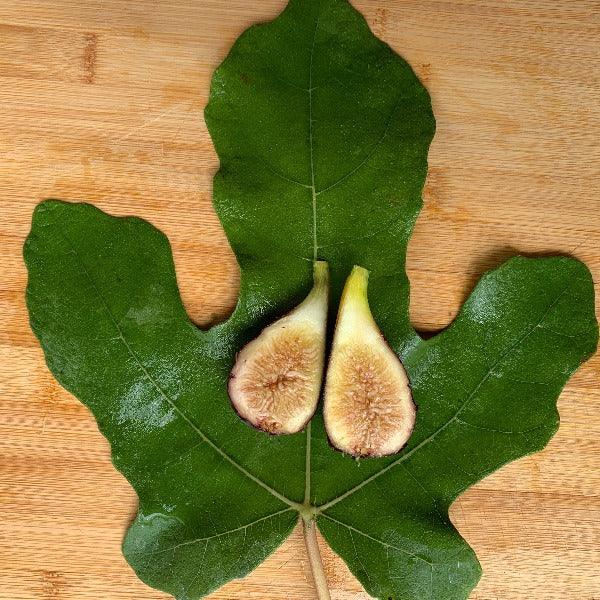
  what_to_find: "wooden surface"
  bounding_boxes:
[1,1,598,598]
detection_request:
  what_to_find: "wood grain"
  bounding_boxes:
[1,1,598,598]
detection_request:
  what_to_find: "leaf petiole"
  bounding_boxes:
[302,517,331,600]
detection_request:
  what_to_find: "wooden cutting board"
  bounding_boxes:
[1,1,598,598]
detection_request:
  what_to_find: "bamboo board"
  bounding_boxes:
[0,1,598,598]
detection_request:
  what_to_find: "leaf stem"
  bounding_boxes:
[302,517,331,600]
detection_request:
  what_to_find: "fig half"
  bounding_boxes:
[228,261,328,434]
[323,266,416,458]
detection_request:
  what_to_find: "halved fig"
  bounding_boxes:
[228,261,328,434]
[323,266,416,458]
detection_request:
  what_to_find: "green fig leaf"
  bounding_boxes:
[24,0,597,599]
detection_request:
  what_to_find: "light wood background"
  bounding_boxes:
[1,1,598,599]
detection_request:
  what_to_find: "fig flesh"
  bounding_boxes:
[228,261,328,434]
[324,266,415,457]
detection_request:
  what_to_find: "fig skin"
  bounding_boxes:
[228,261,328,435]
[323,266,416,458]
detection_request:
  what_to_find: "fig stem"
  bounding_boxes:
[302,517,331,600]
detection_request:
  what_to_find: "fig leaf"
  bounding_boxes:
[24,0,597,599]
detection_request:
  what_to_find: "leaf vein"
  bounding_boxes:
[131,507,294,557]
[182,540,209,599]
[320,513,432,565]
[316,280,574,512]
[57,228,299,511]
[315,97,401,196]
[453,418,556,435]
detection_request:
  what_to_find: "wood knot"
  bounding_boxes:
[82,32,97,84]
[373,7,389,37]
[40,570,65,598]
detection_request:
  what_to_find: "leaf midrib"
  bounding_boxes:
[303,12,321,511]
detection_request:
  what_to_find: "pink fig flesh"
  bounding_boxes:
[323,266,416,457]
[228,261,328,435]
